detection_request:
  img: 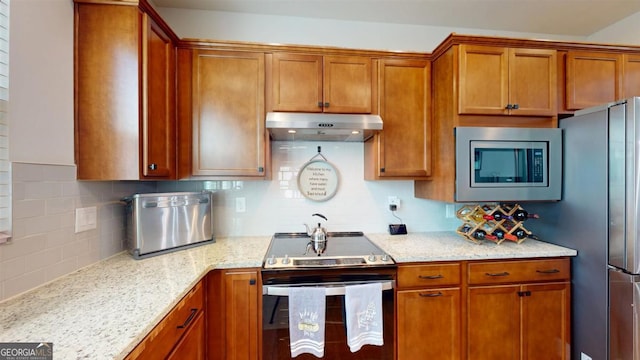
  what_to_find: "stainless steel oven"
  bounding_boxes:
[261,232,396,360]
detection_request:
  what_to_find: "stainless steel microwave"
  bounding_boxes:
[454,127,562,202]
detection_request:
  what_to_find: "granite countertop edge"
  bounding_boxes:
[0,231,577,359]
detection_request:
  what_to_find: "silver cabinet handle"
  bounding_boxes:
[536,269,560,274]
[485,271,510,277]
[418,274,444,280]
[419,292,443,298]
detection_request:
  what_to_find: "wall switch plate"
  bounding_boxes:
[235,197,246,213]
[75,206,97,233]
[389,224,407,235]
[445,204,455,218]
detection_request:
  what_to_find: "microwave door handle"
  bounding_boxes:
[262,280,395,296]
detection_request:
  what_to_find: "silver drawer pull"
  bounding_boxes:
[418,274,444,280]
[485,271,510,277]
[419,292,443,298]
[536,269,560,274]
[177,308,198,329]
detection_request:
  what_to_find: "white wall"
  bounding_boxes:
[588,11,640,45]
[157,8,586,53]
[10,0,74,165]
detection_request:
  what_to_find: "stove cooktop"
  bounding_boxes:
[262,232,395,270]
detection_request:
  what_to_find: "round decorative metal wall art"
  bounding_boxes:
[297,159,339,202]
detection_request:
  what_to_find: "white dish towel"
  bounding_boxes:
[345,282,384,352]
[288,286,326,358]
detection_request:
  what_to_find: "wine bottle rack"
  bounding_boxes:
[455,203,534,244]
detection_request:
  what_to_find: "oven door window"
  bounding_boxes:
[471,141,548,187]
[262,291,394,360]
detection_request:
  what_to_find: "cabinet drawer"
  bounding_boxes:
[126,281,204,360]
[468,258,570,285]
[398,263,461,288]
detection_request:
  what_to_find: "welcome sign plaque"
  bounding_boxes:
[297,159,339,202]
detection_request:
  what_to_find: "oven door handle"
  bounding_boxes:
[262,280,395,297]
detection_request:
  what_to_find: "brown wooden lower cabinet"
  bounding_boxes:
[167,311,205,359]
[396,258,570,360]
[466,258,571,360]
[396,263,462,360]
[397,287,461,359]
[125,280,205,360]
[208,268,260,360]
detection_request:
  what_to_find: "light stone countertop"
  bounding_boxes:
[0,232,576,359]
[367,231,577,262]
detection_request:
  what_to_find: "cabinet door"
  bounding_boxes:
[142,15,176,179]
[509,48,557,116]
[397,288,461,360]
[565,51,622,110]
[623,54,640,99]
[167,311,205,360]
[522,282,571,360]
[458,45,509,115]
[323,55,374,113]
[75,4,140,180]
[467,285,520,359]
[191,50,266,177]
[224,270,259,360]
[368,59,431,179]
[270,53,323,112]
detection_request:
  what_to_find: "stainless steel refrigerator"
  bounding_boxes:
[527,97,640,360]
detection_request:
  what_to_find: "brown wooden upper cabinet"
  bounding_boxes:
[182,50,268,178]
[365,59,431,180]
[458,45,557,116]
[623,54,640,99]
[75,2,177,180]
[565,51,623,110]
[268,53,375,114]
[142,15,176,179]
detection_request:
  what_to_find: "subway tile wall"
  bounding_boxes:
[0,144,459,301]
[0,163,155,301]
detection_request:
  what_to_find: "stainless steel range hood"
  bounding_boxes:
[266,112,383,142]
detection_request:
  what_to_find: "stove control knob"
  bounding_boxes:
[282,254,290,265]
[267,255,276,265]
[368,253,377,262]
[381,254,389,262]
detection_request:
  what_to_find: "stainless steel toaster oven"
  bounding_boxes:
[122,191,214,259]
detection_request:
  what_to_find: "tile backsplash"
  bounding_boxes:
[0,143,458,301]
[0,163,154,301]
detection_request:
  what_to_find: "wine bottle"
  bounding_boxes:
[471,229,487,240]
[512,209,539,221]
[483,211,512,222]
[514,228,529,239]
[472,229,497,241]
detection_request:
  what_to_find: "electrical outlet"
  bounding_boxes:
[388,196,400,210]
[75,206,97,233]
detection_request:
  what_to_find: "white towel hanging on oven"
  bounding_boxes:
[345,282,384,352]
[288,286,326,358]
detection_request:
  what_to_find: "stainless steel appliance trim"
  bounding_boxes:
[262,280,395,296]
[609,102,627,271]
[266,112,383,142]
[263,254,395,269]
[454,126,562,202]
